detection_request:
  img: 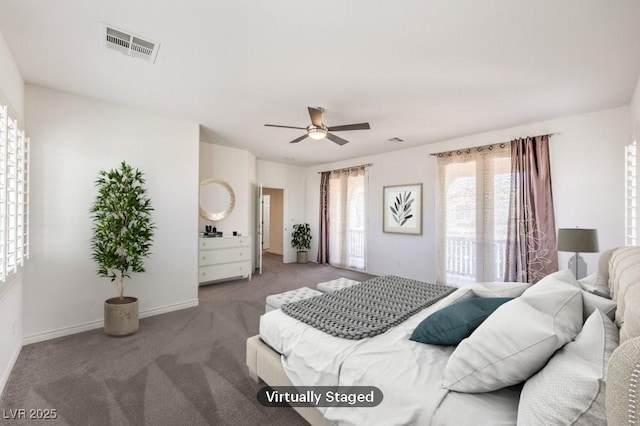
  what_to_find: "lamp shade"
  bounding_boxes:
[557,228,599,253]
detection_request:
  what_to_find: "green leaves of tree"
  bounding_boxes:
[90,161,155,299]
[291,223,312,251]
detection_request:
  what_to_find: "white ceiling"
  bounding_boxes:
[1,0,640,166]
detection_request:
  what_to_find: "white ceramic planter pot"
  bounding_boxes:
[104,297,139,337]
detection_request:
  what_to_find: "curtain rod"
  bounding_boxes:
[318,163,373,174]
[429,133,556,157]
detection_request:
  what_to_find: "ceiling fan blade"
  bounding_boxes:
[326,133,349,146]
[327,122,371,132]
[308,107,323,127]
[265,124,307,130]
[289,134,309,144]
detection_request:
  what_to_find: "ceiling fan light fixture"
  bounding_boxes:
[265,107,370,145]
[307,125,328,140]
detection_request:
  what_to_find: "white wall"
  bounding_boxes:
[630,76,640,129]
[306,150,436,279]
[0,30,25,396]
[23,85,200,343]
[548,108,629,270]
[0,32,24,118]
[199,143,256,236]
[256,160,307,263]
[199,142,257,268]
[306,107,630,282]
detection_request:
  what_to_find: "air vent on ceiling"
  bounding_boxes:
[102,24,160,63]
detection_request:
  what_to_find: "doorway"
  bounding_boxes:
[262,188,284,256]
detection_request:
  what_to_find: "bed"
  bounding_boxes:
[246,247,640,425]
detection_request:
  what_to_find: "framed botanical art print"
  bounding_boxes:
[383,183,422,235]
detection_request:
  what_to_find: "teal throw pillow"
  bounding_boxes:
[410,297,512,346]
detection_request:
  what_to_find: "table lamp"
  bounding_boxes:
[556,228,599,279]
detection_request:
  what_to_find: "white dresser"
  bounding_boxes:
[199,236,252,284]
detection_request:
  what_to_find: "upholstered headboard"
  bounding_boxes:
[603,247,640,343]
[603,247,640,426]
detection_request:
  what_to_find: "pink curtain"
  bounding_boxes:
[317,171,330,264]
[504,135,558,284]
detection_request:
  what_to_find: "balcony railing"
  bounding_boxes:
[347,228,365,269]
[337,232,505,279]
[446,236,506,284]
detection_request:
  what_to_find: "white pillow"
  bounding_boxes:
[582,291,616,322]
[443,272,583,393]
[470,282,530,298]
[578,273,611,298]
[560,270,616,322]
[517,309,619,426]
[546,269,578,289]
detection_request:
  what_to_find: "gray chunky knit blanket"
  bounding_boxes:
[281,275,455,340]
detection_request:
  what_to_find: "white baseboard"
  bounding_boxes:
[0,342,22,396]
[23,318,104,345]
[138,299,199,319]
[22,299,199,345]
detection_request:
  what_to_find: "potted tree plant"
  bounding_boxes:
[90,161,155,336]
[291,223,312,264]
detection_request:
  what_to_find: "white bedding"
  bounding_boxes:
[259,282,530,425]
[432,385,522,426]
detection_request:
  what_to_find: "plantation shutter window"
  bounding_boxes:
[0,105,7,282]
[6,116,17,273]
[626,139,637,246]
[0,101,30,283]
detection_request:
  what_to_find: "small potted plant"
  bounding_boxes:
[291,223,312,264]
[90,161,155,336]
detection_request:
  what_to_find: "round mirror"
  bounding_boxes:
[199,178,235,221]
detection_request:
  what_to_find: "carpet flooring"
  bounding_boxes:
[0,253,374,426]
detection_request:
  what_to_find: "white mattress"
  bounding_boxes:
[260,282,529,425]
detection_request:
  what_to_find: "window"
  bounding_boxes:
[437,145,511,286]
[0,102,29,283]
[626,139,637,246]
[328,167,367,270]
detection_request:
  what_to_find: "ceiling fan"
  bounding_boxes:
[264,107,371,146]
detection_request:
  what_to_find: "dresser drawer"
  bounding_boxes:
[200,236,250,250]
[199,261,251,283]
[200,247,250,266]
